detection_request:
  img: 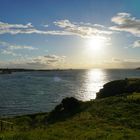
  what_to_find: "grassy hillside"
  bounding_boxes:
[0,79,140,140]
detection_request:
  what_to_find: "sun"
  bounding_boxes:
[86,36,105,51]
[83,36,108,57]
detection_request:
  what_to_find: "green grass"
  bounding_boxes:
[0,79,140,140]
[0,95,140,140]
[127,92,140,99]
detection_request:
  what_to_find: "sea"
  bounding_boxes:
[0,69,140,117]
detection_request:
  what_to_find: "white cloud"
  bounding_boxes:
[0,21,33,29]
[111,13,131,24]
[0,22,34,35]
[43,24,49,28]
[0,20,112,39]
[0,55,66,69]
[0,41,37,50]
[132,40,140,48]
[54,19,112,38]
[54,20,76,28]
[1,50,17,56]
[0,27,66,35]
[0,20,70,35]
[0,41,37,56]
[9,45,37,50]
[28,55,65,66]
[110,12,140,36]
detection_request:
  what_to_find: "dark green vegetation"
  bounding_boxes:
[97,78,140,98]
[0,79,140,140]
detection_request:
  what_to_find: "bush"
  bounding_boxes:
[97,80,127,98]
[97,79,140,99]
[47,97,81,123]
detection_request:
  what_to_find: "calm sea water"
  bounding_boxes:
[0,69,140,117]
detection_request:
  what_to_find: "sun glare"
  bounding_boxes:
[86,37,105,51]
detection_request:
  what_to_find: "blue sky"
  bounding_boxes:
[0,0,140,69]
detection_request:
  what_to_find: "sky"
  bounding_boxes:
[0,0,140,69]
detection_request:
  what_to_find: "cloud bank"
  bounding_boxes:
[54,20,112,38]
[0,20,112,39]
[110,12,140,37]
[0,55,66,69]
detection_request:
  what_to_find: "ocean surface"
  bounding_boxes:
[0,69,140,117]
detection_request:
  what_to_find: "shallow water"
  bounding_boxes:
[0,69,140,116]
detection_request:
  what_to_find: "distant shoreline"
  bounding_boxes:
[0,68,139,75]
[0,68,139,73]
[0,68,74,74]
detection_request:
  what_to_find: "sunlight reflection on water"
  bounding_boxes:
[81,69,106,101]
